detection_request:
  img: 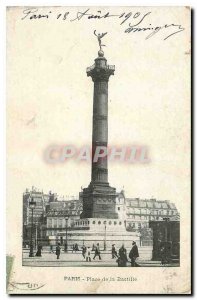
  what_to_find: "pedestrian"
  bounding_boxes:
[85,247,91,262]
[75,243,79,252]
[72,244,75,253]
[117,244,127,267]
[35,244,42,257]
[160,244,168,265]
[129,241,139,267]
[92,243,96,251]
[56,243,61,260]
[93,243,101,260]
[50,245,54,253]
[82,245,86,258]
[112,244,118,259]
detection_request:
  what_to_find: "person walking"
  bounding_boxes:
[129,241,139,267]
[112,244,118,259]
[93,243,101,260]
[75,243,79,252]
[56,243,61,260]
[85,247,91,262]
[50,245,54,253]
[82,245,86,258]
[160,244,169,265]
[117,244,127,267]
[35,244,42,257]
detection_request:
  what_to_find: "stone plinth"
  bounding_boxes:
[49,218,140,249]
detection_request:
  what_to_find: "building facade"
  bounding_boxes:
[23,187,179,246]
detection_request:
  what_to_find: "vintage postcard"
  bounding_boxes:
[6,6,191,294]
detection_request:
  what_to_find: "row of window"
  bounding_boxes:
[127,201,169,209]
[128,215,164,221]
[126,208,176,215]
[47,219,70,228]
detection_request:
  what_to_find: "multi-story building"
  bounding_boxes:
[23,187,179,246]
[125,197,178,231]
[23,187,51,245]
[46,200,83,237]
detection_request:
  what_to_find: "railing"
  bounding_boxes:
[86,64,115,73]
[86,64,95,72]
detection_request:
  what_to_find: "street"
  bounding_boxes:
[22,250,178,267]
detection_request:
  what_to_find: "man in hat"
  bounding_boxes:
[56,243,61,260]
[111,244,118,259]
[129,241,139,267]
[93,243,101,260]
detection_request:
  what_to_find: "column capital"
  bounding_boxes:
[86,57,115,82]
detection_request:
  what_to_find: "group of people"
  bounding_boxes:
[72,243,79,252]
[35,241,140,266]
[81,241,140,267]
[82,243,101,261]
[117,241,139,267]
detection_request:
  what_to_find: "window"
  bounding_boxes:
[118,207,120,211]
[98,221,101,225]
[114,221,117,225]
[54,219,57,228]
[119,222,122,225]
[58,219,62,228]
[93,221,95,224]
[109,221,112,225]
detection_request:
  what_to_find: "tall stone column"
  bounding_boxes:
[81,50,118,219]
[90,54,112,184]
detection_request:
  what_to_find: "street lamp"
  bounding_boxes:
[64,215,69,253]
[29,198,36,257]
[104,221,107,251]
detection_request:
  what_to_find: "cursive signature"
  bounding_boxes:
[125,18,185,40]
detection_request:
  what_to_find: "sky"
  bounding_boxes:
[7,7,190,213]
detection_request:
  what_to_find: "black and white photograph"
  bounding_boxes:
[6,6,190,294]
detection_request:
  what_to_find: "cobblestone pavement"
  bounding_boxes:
[22,251,178,267]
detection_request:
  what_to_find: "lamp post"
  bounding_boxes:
[35,222,38,249]
[64,215,69,253]
[29,199,36,257]
[104,222,107,251]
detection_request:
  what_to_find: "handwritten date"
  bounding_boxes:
[21,8,185,41]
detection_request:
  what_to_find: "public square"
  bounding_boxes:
[22,247,179,267]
